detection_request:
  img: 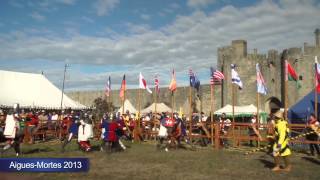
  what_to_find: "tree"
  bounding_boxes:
[92,97,114,121]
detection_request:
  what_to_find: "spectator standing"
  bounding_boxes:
[306,113,320,157]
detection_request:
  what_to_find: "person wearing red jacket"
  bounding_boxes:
[27,111,39,144]
[104,115,121,153]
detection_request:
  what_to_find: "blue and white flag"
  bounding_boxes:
[189,68,200,92]
[105,76,111,97]
[256,63,267,95]
[231,64,243,89]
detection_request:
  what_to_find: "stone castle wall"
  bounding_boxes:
[68,29,320,114]
[67,85,222,114]
[218,29,320,112]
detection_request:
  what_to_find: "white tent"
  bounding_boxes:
[214,104,265,116]
[117,99,137,114]
[0,70,86,109]
[141,103,171,114]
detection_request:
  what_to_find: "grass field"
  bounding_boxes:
[1,140,320,180]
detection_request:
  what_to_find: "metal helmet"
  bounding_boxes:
[13,103,20,114]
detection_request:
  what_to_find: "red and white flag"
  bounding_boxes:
[139,72,152,94]
[315,56,320,93]
[105,76,111,97]
[154,74,160,94]
[256,63,267,95]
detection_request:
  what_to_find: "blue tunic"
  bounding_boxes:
[69,117,79,135]
[101,121,109,141]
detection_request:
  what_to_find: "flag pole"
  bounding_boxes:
[189,86,193,143]
[171,91,174,119]
[232,83,235,146]
[256,92,260,123]
[284,61,288,120]
[256,91,260,147]
[316,89,318,121]
[109,82,112,105]
[173,89,176,116]
[122,89,125,115]
[315,60,318,120]
[210,82,214,148]
[154,87,157,116]
[138,88,141,128]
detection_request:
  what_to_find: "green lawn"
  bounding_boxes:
[1,140,320,180]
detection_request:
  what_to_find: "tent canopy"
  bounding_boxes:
[0,70,86,109]
[214,104,267,122]
[141,103,171,114]
[288,89,319,123]
[117,99,137,114]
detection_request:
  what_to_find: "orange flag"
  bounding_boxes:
[169,69,177,92]
[119,74,126,100]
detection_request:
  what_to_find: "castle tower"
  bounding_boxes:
[232,40,247,58]
[315,28,320,47]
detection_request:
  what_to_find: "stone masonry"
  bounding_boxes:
[68,29,320,114]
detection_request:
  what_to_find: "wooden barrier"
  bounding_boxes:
[20,120,320,150]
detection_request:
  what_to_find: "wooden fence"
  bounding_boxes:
[21,120,320,150]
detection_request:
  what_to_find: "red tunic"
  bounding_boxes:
[28,115,39,126]
[107,122,119,142]
[164,118,175,127]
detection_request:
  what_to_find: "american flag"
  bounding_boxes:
[154,74,160,94]
[210,76,215,85]
[105,76,111,97]
[210,67,224,81]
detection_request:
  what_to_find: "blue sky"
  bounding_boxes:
[0,0,320,91]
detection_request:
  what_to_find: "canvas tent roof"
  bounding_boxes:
[0,70,86,109]
[141,103,171,114]
[288,89,319,123]
[117,99,137,114]
[214,104,267,119]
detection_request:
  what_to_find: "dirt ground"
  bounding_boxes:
[0,140,319,180]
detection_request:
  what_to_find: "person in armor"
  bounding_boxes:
[219,113,231,148]
[271,110,292,172]
[115,115,127,150]
[172,113,187,147]
[100,113,109,151]
[78,113,93,152]
[61,110,80,152]
[2,104,25,156]
[157,113,175,152]
[26,111,39,144]
[60,110,70,141]
[0,109,7,142]
[306,113,320,157]
[101,114,121,153]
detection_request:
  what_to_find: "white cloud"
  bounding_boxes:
[56,0,76,5]
[1,0,320,90]
[187,0,216,8]
[140,14,151,20]
[81,16,94,23]
[93,0,120,16]
[30,12,46,22]
[160,3,180,16]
